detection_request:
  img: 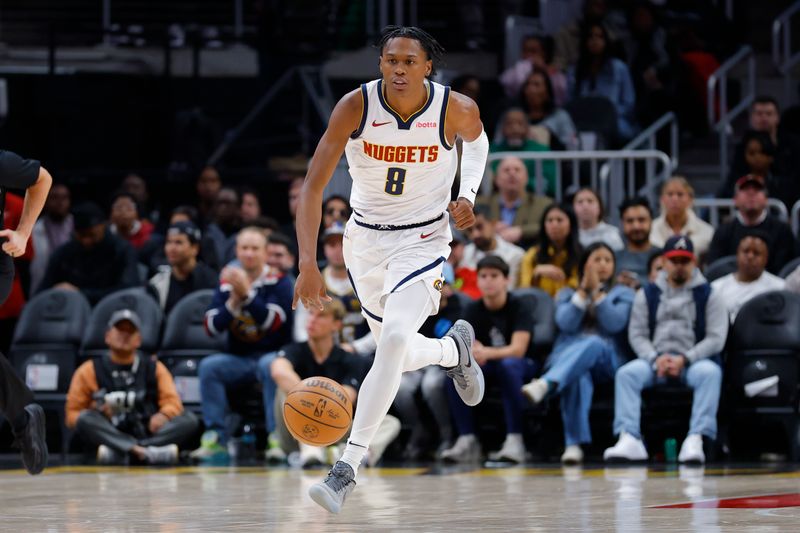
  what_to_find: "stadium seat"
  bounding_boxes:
[778,256,800,279]
[158,289,223,406]
[724,290,800,459]
[80,287,163,359]
[564,96,619,148]
[512,288,556,357]
[704,255,738,282]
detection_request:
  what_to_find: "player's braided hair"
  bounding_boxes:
[377,26,445,77]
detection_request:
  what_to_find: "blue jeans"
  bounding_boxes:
[447,357,538,436]
[198,352,278,443]
[612,358,722,440]
[542,336,619,446]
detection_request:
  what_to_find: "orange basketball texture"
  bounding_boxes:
[283,376,353,446]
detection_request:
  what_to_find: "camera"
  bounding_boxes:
[98,390,136,415]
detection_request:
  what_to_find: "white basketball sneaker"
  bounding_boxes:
[678,434,705,464]
[445,320,485,406]
[603,432,649,462]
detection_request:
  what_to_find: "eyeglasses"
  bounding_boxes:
[325,208,349,216]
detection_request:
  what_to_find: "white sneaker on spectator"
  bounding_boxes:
[144,444,179,465]
[603,432,648,462]
[299,443,326,468]
[561,445,584,465]
[265,433,286,463]
[367,414,401,467]
[440,434,482,463]
[678,434,705,464]
[97,444,127,465]
[488,433,526,463]
[521,379,550,405]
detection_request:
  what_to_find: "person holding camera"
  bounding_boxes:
[65,309,199,464]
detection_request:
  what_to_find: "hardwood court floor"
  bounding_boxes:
[1,463,800,531]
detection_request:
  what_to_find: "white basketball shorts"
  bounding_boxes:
[342,212,452,323]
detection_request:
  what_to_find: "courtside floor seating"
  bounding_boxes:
[157,289,223,408]
[724,290,800,460]
[80,287,163,360]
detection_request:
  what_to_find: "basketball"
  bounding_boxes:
[283,376,353,447]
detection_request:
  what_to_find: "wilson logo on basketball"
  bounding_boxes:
[416,121,437,128]
[307,378,349,405]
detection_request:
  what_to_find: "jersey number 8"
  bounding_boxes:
[384,167,406,195]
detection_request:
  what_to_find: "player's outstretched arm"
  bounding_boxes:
[0,165,52,258]
[293,89,362,311]
[445,92,488,230]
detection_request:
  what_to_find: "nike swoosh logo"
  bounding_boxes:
[420,231,435,239]
[372,120,391,127]
[470,188,476,194]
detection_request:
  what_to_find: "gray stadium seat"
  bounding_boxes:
[80,287,163,358]
[564,96,619,148]
[512,287,556,357]
[158,289,224,406]
[778,256,800,279]
[705,255,738,282]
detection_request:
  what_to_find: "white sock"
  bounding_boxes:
[438,336,459,368]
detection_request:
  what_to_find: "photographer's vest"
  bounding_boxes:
[93,354,159,420]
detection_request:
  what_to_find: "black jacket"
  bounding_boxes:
[706,213,797,274]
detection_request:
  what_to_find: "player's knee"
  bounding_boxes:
[378,328,412,356]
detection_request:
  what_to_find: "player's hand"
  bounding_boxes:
[293,266,332,311]
[149,413,169,434]
[448,198,475,230]
[0,229,27,258]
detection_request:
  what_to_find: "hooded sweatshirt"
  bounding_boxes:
[628,268,728,364]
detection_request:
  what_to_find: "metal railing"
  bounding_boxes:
[772,1,800,105]
[707,45,756,181]
[693,198,788,229]
[485,150,672,222]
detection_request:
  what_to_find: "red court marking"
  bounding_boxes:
[652,493,800,509]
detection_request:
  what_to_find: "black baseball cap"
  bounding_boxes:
[663,235,695,260]
[72,202,106,230]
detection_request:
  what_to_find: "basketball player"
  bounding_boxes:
[293,26,489,513]
[0,149,52,474]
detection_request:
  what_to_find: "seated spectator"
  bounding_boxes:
[707,175,796,274]
[121,173,160,225]
[449,233,480,299]
[146,221,219,315]
[322,195,351,230]
[30,183,73,293]
[440,256,538,463]
[553,0,623,70]
[519,203,581,297]
[142,205,221,274]
[38,202,139,305]
[711,231,785,322]
[616,197,661,289]
[280,176,304,253]
[568,22,638,141]
[476,156,553,248]
[195,166,222,228]
[604,235,727,464]
[267,232,297,279]
[192,227,294,461]
[271,299,399,467]
[648,252,664,282]
[461,205,526,289]
[520,68,578,150]
[623,2,674,126]
[650,176,714,259]
[501,35,567,106]
[490,108,557,196]
[206,187,243,264]
[718,97,800,207]
[65,310,199,465]
[452,74,481,107]
[294,224,371,352]
[240,187,262,224]
[573,188,624,251]
[394,276,461,459]
[109,192,155,250]
[522,242,634,464]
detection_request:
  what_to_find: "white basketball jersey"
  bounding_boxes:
[344,78,457,225]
